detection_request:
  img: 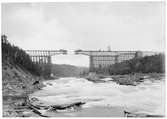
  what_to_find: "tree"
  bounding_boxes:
[2,35,43,76]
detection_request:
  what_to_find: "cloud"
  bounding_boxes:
[2,2,165,66]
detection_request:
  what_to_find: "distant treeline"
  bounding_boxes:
[2,35,42,76]
[107,54,165,75]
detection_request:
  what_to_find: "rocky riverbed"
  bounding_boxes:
[29,76,165,117]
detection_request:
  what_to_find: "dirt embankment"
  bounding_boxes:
[2,61,44,117]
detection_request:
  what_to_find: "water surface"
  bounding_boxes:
[31,77,165,117]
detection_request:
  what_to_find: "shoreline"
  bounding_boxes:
[3,74,165,117]
[44,106,125,117]
[3,76,46,117]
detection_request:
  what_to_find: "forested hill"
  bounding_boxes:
[2,35,44,96]
[51,64,89,77]
[2,35,42,76]
[108,54,165,75]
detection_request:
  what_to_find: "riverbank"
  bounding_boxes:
[85,72,164,85]
[2,61,45,117]
[30,77,165,117]
[38,106,125,117]
[44,106,163,117]
[2,59,165,117]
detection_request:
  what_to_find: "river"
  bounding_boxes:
[30,77,165,117]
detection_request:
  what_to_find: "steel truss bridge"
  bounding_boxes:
[25,49,162,77]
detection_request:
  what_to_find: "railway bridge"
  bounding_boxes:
[75,50,160,72]
[25,49,161,76]
[25,50,67,77]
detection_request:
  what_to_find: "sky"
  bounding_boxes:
[2,2,165,67]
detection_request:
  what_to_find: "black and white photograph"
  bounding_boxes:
[1,1,166,117]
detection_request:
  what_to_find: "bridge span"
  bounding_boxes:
[75,50,161,72]
[25,50,67,77]
[25,49,161,76]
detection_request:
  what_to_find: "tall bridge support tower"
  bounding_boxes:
[75,50,159,73]
[26,50,67,77]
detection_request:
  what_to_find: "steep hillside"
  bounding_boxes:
[2,60,45,117]
[2,35,44,117]
[2,35,42,76]
[51,64,89,77]
[2,60,43,96]
[2,35,44,96]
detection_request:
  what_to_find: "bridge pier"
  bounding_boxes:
[46,56,51,77]
[115,55,119,64]
[89,56,94,72]
[89,55,117,72]
[75,50,148,73]
[26,50,67,78]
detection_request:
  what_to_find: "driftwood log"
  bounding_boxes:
[49,102,85,111]
[27,97,85,117]
[27,103,48,117]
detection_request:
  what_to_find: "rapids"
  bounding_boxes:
[30,77,165,116]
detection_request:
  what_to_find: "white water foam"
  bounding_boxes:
[31,77,165,116]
